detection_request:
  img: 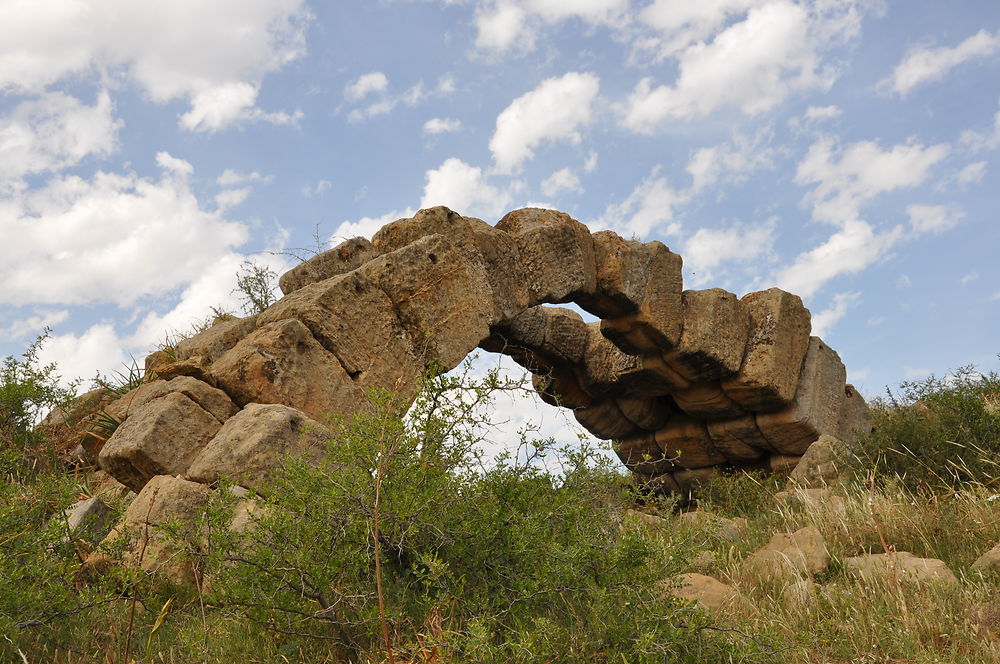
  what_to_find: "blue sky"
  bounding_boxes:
[1,0,998,443]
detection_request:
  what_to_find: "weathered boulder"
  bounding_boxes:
[664,289,749,383]
[495,208,596,305]
[62,496,114,546]
[666,573,741,610]
[742,526,829,580]
[721,289,811,412]
[174,315,259,364]
[654,415,727,469]
[843,552,959,586]
[99,391,226,493]
[109,376,239,423]
[837,383,874,444]
[187,404,329,490]
[210,318,367,421]
[787,435,847,488]
[971,544,1000,574]
[278,237,382,296]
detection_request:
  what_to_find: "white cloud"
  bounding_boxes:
[423,117,462,134]
[217,170,271,186]
[682,219,777,286]
[896,274,911,289]
[0,310,70,342]
[954,161,987,185]
[811,291,860,338]
[540,168,583,197]
[637,0,768,60]
[960,270,978,286]
[36,324,129,388]
[420,158,512,219]
[960,108,1000,152]
[593,168,685,239]
[0,155,249,307]
[584,151,599,173]
[804,104,842,121]
[0,0,310,131]
[775,220,904,298]
[490,72,600,173]
[795,137,950,225]
[686,127,776,193]
[344,72,389,101]
[474,0,628,55]
[0,91,120,183]
[300,179,332,197]
[621,1,850,131]
[907,204,961,235]
[331,208,415,243]
[347,82,432,123]
[886,29,1000,96]
[215,187,252,211]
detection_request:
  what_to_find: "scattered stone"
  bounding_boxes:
[743,526,829,580]
[782,578,817,612]
[678,510,747,543]
[623,509,667,529]
[971,544,1000,574]
[787,435,847,488]
[843,552,959,586]
[666,573,740,610]
[61,496,114,546]
[774,487,847,516]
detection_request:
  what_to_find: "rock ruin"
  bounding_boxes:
[91,206,872,534]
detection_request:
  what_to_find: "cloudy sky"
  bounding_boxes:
[2,0,998,443]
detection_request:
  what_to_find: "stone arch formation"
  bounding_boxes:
[99,207,872,497]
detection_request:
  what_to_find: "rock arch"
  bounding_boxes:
[99,206,871,498]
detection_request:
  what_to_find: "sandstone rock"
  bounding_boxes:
[665,289,749,383]
[360,233,498,370]
[654,415,727,469]
[672,381,745,419]
[721,289,811,412]
[143,350,173,380]
[787,435,847,488]
[837,383,874,444]
[623,508,667,529]
[678,510,747,542]
[114,475,211,584]
[707,416,773,460]
[152,357,214,385]
[62,496,114,546]
[783,578,817,612]
[599,240,683,356]
[774,487,846,515]
[672,467,722,494]
[174,315,259,363]
[614,433,677,476]
[971,544,1000,574]
[111,376,239,423]
[210,318,367,421]
[843,552,959,586]
[495,207,596,305]
[532,368,592,409]
[371,207,531,321]
[574,399,640,439]
[769,454,803,474]
[756,337,847,455]
[616,395,676,431]
[578,231,653,317]
[99,391,225,493]
[667,573,740,610]
[278,237,381,296]
[582,324,686,397]
[187,404,330,490]
[258,269,423,401]
[743,526,829,579]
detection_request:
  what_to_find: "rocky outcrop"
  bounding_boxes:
[94,206,872,502]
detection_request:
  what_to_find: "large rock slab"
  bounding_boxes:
[756,337,847,455]
[843,552,959,586]
[787,434,847,488]
[278,236,382,296]
[837,383,874,444]
[672,382,745,419]
[188,404,329,490]
[573,399,640,440]
[577,231,653,318]
[664,289,749,383]
[599,240,683,356]
[721,289,811,412]
[495,208,596,305]
[174,315,259,363]
[258,269,423,401]
[109,376,239,423]
[654,415,727,469]
[360,233,498,371]
[210,318,367,421]
[99,391,225,493]
[742,526,829,580]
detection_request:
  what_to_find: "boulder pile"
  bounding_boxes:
[85,206,871,539]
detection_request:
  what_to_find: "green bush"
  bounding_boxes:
[851,361,1000,491]
[190,368,765,663]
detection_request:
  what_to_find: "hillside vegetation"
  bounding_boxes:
[0,336,997,663]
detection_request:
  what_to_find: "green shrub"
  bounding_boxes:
[850,361,1000,491]
[191,368,767,663]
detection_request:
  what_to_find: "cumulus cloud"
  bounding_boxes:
[593,168,684,239]
[811,291,861,338]
[804,104,842,121]
[960,107,1000,152]
[0,91,121,183]
[795,137,950,225]
[954,161,987,185]
[490,72,600,174]
[344,72,389,101]
[540,168,583,197]
[420,158,512,219]
[686,127,776,193]
[36,324,129,388]
[331,208,415,243]
[0,0,309,131]
[0,155,249,307]
[637,0,768,59]
[775,220,903,298]
[423,117,462,134]
[906,204,962,235]
[621,1,854,131]
[682,219,777,286]
[885,29,1000,96]
[474,0,628,55]
[0,310,70,343]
